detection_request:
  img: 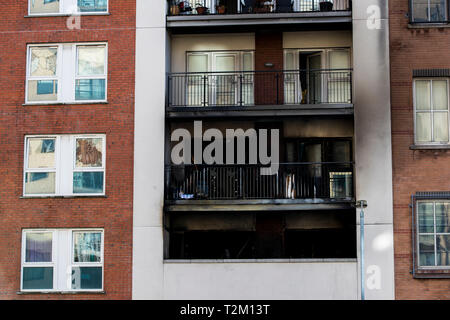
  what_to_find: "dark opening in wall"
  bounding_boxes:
[165,210,356,260]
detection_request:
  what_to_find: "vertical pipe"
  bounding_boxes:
[360,200,365,300]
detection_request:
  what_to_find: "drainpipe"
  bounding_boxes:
[356,200,367,300]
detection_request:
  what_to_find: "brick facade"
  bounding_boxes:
[0,1,135,299]
[390,1,450,299]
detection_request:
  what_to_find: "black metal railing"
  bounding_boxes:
[409,0,450,24]
[168,0,351,15]
[165,162,354,200]
[168,69,352,107]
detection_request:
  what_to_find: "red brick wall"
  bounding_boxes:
[390,1,450,299]
[0,1,135,299]
[254,31,284,105]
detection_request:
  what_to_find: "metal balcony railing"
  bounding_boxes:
[168,0,351,15]
[409,0,450,24]
[168,69,352,107]
[165,162,354,201]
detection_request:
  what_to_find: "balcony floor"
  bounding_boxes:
[166,103,354,118]
[165,198,354,212]
[167,11,352,29]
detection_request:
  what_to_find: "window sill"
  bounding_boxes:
[24,13,110,18]
[20,195,107,199]
[17,290,106,295]
[23,101,109,106]
[410,144,450,150]
[408,23,450,29]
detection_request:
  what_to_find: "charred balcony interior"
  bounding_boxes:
[164,210,357,260]
[166,0,353,31]
[165,118,354,210]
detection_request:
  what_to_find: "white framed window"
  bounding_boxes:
[416,201,450,269]
[24,134,106,197]
[21,229,104,292]
[28,0,108,16]
[411,0,448,23]
[414,79,449,145]
[185,50,254,107]
[26,43,108,104]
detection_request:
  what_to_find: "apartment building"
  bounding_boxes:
[0,1,135,298]
[134,0,395,299]
[390,1,450,299]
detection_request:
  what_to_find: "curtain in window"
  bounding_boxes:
[73,233,101,262]
[26,233,52,262]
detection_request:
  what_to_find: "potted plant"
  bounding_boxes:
[196,3,209,14]
[319,0,333,12]
[216,0,226,14]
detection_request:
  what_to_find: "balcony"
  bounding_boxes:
[409,0,450,25]
[167,0,352,30]
[165,162,354,211]
[167,69,353,118]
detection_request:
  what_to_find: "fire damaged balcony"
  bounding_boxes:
[167,69,353,118]
[165,162,354,211]
[167,0,352,29]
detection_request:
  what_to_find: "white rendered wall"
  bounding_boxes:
[133,0,166,300]
[352,0,395,300]
[163,262,358,300]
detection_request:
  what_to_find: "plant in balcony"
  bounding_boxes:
[319,0,333,12]
[216,0,227,14]
[195,3,209,14]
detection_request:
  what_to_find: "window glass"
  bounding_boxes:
[72,267,102,289]
[436,235,450,266]
[419,234,435,266]
[75,79,106,100]
[77,46,106,76]
[30,47,57,77]
[433,112,449,142]
[73,232,102,262]
[27,80,58,102]
[76,138,103,167]
[78,0,108,12]
[432,80,448,110]
[416,80,431,110]
[25,172,56,194]
[416,112,432,142]
[436,203,450,233]
[73,172,104,194]
[26,233,52,262]
[329,51,349,69]
[418,202,434,233]
[27,138,55,169]
[188,55,208,73]
[22,267,53,290]
[30,0,60,15]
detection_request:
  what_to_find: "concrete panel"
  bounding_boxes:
[133,226,164,300]
[283,30,353,49]
[361,224,395,300]
[163,262,358,299]
[352,0,388,20]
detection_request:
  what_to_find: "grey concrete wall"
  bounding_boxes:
[352,0,395,299]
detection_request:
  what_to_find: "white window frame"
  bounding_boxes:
[416,201,450,270]
[413,78,450,146]
[411,0,448,23]
[21,229,104,292]
[28,0,109,16]
[283,48,352,104]
[20,230,57,292]
[25,43,108,104]
[185,50,255,107]
[23,134,106,197]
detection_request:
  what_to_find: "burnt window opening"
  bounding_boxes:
[165,210,356,260]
